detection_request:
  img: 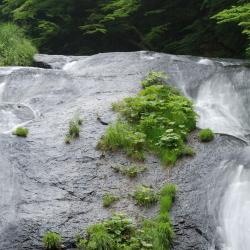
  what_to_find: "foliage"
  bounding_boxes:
[181,146,195,157]
[112,164,147,178]
[198,128,214,142]
[13,127,29,137]
[97,121,145,161]
[43,231,62,250]
[65,115,83,144]
[99,72,197,165]
[133,185,158,207]
[141,71,167,88]
[212,3,250,57]
[0,23,36,66]
[76,184,176,250]
[0,0,246,58]
[102,193,119,208]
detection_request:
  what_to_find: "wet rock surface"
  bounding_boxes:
[0,51,248,249]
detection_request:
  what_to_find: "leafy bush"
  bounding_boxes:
[198,128,214,142]
[102,193,119,208]
[65,115,83,144]
[12,127,29,137]
[133,185,158,207]
[113,164,147,178]
[0,23,37,66]
[141,71,167,88]
[43,231,62,250]
[99,72,197,165]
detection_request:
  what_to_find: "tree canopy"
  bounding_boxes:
[0,0,248,58]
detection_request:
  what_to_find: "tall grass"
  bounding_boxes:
[0,23,37,66]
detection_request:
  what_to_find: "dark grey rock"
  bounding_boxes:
[0,51,249,250]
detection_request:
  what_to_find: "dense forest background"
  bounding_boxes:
[0,0,249,58]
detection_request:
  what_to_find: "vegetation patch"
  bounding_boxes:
[76,184,176,250]
[102,193,119,208]
[0,23,37,66]
[198,128,214,142]
[12,127,29,137]
[112,164,147,178]
[98,72,197,165]
[43,231,62,250]
[132,185,158,207]
[65,114,83,144]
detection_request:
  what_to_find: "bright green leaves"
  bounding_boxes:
[212,3,250,57]
[99,72,197,165]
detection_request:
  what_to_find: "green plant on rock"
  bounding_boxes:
[102,193,119,208]
[198,128,214,142]
[141,71,167,88]
[98,72,197,165]
[12,127,29,137]
[133,185,158,207]
[43,231,62,250]
[75,183,176,249]
[65,115,83,144]
[113,164,147,178]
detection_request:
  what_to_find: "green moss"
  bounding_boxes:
[0,23,37,66]
[198,128,214,142]
[98,72,197,165]
[102,193,119,208]
[43,231,62,250]
[133,185,158,207]
[12,127,29,137]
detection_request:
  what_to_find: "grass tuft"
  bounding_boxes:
[42,231,62,250]
[133,185,158,207]
[102,193,119,208]
[65,115,83,144]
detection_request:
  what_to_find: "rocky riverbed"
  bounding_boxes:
[0,51,248,249]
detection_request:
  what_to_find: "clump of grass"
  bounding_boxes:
[102,193,119,208]
[181,146,195,157]
[98,72,197,165]
[113,164,147,178]
[0,23,37,66]
[65,115,83,144]
[160,184,177,213]
[198,128,214,142]
[43,231,62,250]
[133,185,158,207]
[12,127,29,137]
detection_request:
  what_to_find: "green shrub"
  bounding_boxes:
[102,193,119,208]
[98,72,197,165]
[133,185,158,207]
[141,71,167,88]
[12,127,29,137]
[43,231,62,250]
[65,115,83,144]
[198,128,214,142]
[0,23,37,66]
[113,164,147,178]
